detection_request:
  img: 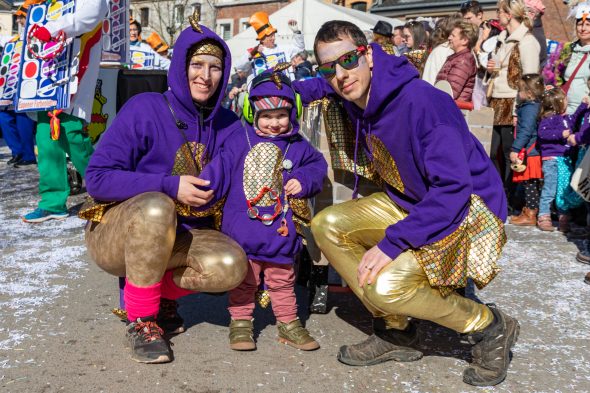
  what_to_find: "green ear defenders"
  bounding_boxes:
[242,72,303,124]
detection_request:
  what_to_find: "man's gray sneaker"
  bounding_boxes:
[463,305,520,386]
[126,317,171,364]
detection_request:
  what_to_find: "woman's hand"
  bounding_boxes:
[285,179,302,196]
[357,246,393,288]
[583,96,590,105]
[563,129,571,139]
[486,59,496,73]
[177,175,214,207]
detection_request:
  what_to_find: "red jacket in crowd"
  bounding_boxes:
[435,48,477,102]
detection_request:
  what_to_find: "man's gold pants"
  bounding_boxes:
[311,192,493,333]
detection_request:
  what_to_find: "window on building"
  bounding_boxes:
[350,1,367,11]
[140,7,149,27]
[217,22,232,40]
[192,3,201,16]
[174,4,185,26]
[11,15,18,34]
[240,18,250,32]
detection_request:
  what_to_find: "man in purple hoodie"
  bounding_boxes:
[293,21,517,386]
[80,20,248,363]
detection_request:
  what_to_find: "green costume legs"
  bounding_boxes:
[36,112,94,213]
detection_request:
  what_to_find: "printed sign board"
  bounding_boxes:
[101,0,129,63]
[14,1,75,112]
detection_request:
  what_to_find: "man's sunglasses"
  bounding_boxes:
[317,46,367,80]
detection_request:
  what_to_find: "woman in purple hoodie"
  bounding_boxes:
[80,19,248,363]
[293,20,517,386]
[200,69,327,352]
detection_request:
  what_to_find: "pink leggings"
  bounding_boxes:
[228,260,297,323]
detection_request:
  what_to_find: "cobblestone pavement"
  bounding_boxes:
[0,145,589,393]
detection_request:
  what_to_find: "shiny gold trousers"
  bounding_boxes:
[85,192,248,291]
[311,192,493,333]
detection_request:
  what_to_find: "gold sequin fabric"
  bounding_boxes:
[413,194,506,297]
[78,197,117,222]
[243,143,283,206]
[379,42,396,56]
[318,98,380,183]
[366,134,404,193]
[288,196,312,235]
[488,97,515,126]
[404,49,428,77]
[171,142,225,226]
[188,39,224,60]
[507,45,522,91]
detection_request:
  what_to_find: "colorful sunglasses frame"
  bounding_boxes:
[317,45,367,80]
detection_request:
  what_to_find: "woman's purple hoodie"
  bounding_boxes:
[85,25,242,231]
[293,43,506,263]
[199,79,328,264]
[537,102,588,157]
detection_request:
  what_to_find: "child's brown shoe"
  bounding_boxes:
[229,319,256,351]
[277,319,320,351]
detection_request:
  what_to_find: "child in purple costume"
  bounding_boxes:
[537,87,589,231]
[201,70,328,351]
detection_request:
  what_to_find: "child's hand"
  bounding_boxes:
[563,129,571,138]
[285,179,302,196]
[509,152,520,164]
[567,134,577,146]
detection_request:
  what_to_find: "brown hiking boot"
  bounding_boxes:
[463,304,520,386]
[537,215,555,231]
[337,319,423,366]
[229,319,256,351]
[558,215,571,233]
[584,272,590,285]
[277,319,320,351]
[509,208,538,226]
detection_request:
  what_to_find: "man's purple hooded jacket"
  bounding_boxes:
[294,44,507,263]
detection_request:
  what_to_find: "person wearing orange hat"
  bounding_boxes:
[235,12,304,79]
[129,19,170,70]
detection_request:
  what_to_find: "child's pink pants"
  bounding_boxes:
[228,259,297,323]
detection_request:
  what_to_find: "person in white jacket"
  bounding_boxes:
[129,19,170,70]
[235,12,304,79]
[22,0,110,223]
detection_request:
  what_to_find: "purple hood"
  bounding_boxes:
[165,25,232,122]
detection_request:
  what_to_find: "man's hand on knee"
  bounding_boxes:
[358,246,393,287]
[177,175,214,207]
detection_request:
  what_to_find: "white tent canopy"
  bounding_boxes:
[225,0,403,69]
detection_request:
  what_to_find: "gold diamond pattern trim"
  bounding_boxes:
[413,194,506,297]
[171,142,225,225]
[243,143,283,206]
[366,134,404,193]
[320,98,380,183]
[289,196,312,236]
[77,197,117,222]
